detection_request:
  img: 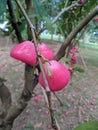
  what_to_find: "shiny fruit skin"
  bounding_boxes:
[10,41,37,66]
[39,60,70,92]
[38,43,54,63]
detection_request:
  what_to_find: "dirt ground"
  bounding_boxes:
[0,36,98,130]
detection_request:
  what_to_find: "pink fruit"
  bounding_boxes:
[39,60,70,92]
[71,56,78,63]
[70,46,78,55]
[10,41,37,66]
[69,49,76,55]
[93,17,98,22]
[38,43,54,63]
[10,41,54,66]
[68,67,74,72]
[73,6,77,10]
[74,45,78,50]
[79,0,84,4]
[34,94,42,103]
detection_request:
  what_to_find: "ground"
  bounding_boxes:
[0,36,98,130]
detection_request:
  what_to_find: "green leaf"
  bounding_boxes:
[43,17,54,33]
[0,77,7,82]
[74,66,84,73]
[0,0,7,16]
[33,0,46,18]
[74,121,98,130]
[63,57,70,63]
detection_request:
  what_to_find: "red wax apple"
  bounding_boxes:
[38,43,54,63]
[73,6,77,10]
[93,17,98,22]
[79,0,84,4]
[71,56,78,63]
[10,41,54,66]
[39,60,70,92]
[10,41,37,66]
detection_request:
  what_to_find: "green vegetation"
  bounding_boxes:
[80,42,98,50]
[74,121,98,130]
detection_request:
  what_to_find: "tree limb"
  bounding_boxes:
[5,73,38,120]
[52,3,80,24]
[7,0,23,42]
[0,82,11,116]
[55,5,98,60]
[0,74,38,130]
[15,0,60,129]
[0,1,39,130]
[38,2,80,34]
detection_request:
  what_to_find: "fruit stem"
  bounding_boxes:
[46,62,52,77]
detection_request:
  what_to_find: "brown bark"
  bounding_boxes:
[0,82,11,115]
[25,0,33,40]
[0,1,39,130]
[0,72,38,130]
[7,0,23,42]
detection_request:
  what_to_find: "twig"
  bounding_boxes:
[52,3,80,24]
[7,0,23,42]
[77,100,83,124]
[38,2,80,34]
[15,0,59,129]
[53,92,63,106]
[47,92,60,130]
[79,51,88,70]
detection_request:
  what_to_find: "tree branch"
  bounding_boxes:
[55,5,98,60]
[5,74,38,120]
[0,74,38,130]
[52,3,80,24]
[7,0,23,42]
[0,82,11,116]
[15,0,59,129]
[0,1,39,130]
[38,2,80,34]
[15,0,50,93]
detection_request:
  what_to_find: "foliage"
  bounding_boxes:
[0,0,97,40]
[74,121,98,130]
[86,15,98,43]
[0,0,7,17]
[0,77,7,82]
[56,0,97,37]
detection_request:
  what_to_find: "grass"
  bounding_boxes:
[80,47,98,67]
[40,34,64,42]
[40,34,98,67]
[80,42,98,50]
[40,34,98,50]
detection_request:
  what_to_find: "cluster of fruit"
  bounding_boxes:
[68,45,78,74]
[93,17,98,22]
[73,0,84,10]
[10,41,70,92]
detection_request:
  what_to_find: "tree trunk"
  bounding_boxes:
[0,1,39,130]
